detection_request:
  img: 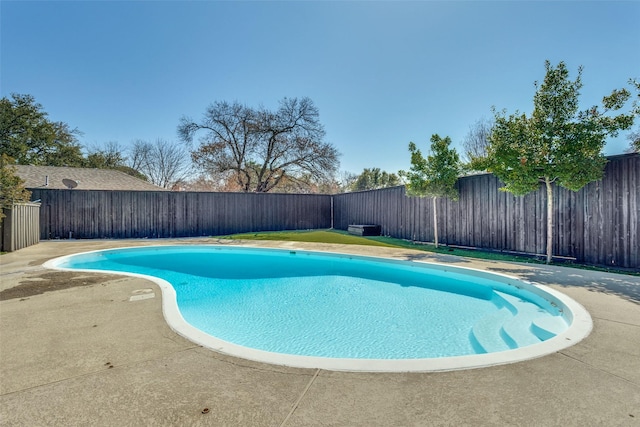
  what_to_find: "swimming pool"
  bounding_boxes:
[46,245,592,372]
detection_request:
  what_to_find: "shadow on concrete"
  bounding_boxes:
[487,265,640,305]
[401,252,472,265]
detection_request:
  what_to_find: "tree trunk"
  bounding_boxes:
[545,177,553,264]
[433,197,439,249]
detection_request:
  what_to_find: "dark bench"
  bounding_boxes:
[347,224,382,236]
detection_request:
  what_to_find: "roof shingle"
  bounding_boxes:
[13,165,168,191]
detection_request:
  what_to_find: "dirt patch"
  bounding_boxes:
[0,272,124,301]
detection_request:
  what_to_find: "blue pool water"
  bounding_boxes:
[53,245,571,360]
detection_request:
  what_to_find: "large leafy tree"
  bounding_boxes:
[473,61,635,263]
[0,94,84,166]
[351,168,400,191]
[178,97,340,193]
[404,134,460,248]
[0,154,32,222]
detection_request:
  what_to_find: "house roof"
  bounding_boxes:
[13,165,168,191]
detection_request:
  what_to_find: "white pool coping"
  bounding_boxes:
[44,245,594,372]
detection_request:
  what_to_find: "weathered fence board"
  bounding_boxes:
[334,154,639,268]
[30,190,332,240]
[1,203,41,252]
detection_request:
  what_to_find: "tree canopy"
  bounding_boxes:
[0,154,32,222]
[85,142,149,181]
[85,141,127,170]
[405,135,460,200]
[178,97,340,193]
[475,61,634,195]
[351,168,400,191]
[1,94,84,166]
[404,134,460,248]
[0,93,197,188]
[473,60,635,263]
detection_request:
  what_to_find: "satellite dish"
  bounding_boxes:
[62,178,79,189]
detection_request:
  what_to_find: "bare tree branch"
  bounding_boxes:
[178,97,340,192]
[127,139,192,189]
[462,117,494,164]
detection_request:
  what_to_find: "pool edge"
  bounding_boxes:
[43,244,594,373]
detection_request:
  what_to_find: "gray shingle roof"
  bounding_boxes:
[13,165,168,191]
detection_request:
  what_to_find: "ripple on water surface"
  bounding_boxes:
[58,246,574,362]
[174,273,501,359]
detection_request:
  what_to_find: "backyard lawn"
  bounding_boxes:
[220,229,639,276]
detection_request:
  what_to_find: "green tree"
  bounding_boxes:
[0,154,32,222]
[351,168,400,191]
[83,141,148,180]
[404,134,460,248]
[0,94,84,166]
[85,142,126,169]
[627,79,640,153]
[474,61,635,263]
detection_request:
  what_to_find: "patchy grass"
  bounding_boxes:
[220,229,537,263]
[218,229,639,276]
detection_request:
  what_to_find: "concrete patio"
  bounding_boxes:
[1,239,638,426]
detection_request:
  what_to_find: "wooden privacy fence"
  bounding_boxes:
[25,153,638,268]
[334,154,639,269]
[29,190,331,240]
[1,202,41,252]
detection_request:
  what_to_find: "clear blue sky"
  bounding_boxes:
[2,1,638,175]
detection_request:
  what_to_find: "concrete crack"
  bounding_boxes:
[279,368,321,427]
[558,352,639,387]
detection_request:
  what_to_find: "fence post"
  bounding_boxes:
[330,195,334,229]
[1,208,12,252]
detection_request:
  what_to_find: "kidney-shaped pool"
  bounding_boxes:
[45,245,592,372]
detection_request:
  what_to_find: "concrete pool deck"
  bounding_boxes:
[1,239,638,426]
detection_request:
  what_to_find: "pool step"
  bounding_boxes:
[473,291,569,353]
[497,291,568,343]
[470,307,513,353]
[491,291,518,314]
[500,314,542,349]
[531,316,568,341]
[496,292,544,349]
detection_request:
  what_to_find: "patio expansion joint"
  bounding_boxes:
[557,351,639,388]
[279,368,321,427]
[593,316,640,328]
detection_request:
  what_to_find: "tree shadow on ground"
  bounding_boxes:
[401,252,473,265]
[486,265,640,305]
